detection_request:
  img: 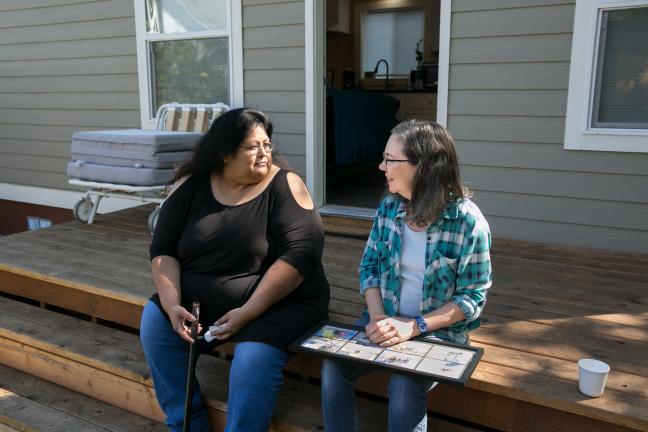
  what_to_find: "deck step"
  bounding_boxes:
[0,296,485,432]
[0,364,164,432]
[0,295,317,431]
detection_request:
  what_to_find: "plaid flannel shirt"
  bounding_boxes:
[359,195,492,345]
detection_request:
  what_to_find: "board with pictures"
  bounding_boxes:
[289,321,483,385]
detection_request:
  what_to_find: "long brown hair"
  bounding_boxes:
[391,120,470,226]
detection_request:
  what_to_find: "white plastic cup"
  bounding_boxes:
[578,359,610,397]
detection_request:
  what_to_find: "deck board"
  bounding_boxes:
[0,364,165,432]
[0,204,647,431]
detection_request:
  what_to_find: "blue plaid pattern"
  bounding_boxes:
[359,195,492,344]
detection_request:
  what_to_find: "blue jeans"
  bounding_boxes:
[140,301,289,432]
[321,313,437,432]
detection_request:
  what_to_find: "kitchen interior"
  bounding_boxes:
[325,0,440,210]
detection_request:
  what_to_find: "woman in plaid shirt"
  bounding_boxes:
[321,120,492,432]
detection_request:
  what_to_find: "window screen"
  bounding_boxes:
[592,7,648,128]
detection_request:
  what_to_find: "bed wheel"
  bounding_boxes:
[148,207,160,234]
[73,198,94,223]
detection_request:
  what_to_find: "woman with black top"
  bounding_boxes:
[140,108,330,432]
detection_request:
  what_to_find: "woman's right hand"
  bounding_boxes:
[166,304,202,344]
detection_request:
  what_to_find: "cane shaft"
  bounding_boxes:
[182,302,200,432]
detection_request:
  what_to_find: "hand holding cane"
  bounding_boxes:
[182,301,200,432]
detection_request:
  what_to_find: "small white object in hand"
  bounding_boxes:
[204,324,224,342]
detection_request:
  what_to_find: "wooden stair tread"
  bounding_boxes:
[0,297,471,432]
[0,364,164,432]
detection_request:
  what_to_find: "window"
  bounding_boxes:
[362,8,425,77]
[134,0,242,128]
[565,0,648,153]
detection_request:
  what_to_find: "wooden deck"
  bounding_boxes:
[0,204,647,431]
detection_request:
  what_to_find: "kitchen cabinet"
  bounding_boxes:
[326,0,350,34]
[389,92,437,121]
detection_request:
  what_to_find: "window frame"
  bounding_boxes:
[564,0,648,153]
[354,0,427,81]
[133,0,243,129]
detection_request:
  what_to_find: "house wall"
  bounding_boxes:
[0,0,141,191]
[242,0,307,176]
[447,0,648,253]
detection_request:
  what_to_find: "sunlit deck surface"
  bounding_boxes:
[0,205,646,432]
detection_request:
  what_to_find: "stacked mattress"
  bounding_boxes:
[67,129,203,186]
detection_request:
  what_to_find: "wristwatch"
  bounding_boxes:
[414,315,428,334]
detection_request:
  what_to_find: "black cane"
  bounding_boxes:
[182,301,200,432]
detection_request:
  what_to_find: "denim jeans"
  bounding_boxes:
[320,312,437,432]
[140,301,289,432]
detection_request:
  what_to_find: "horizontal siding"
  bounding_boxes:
[242,0,306,175]
[242,0,297,5]
[0,93,139,110]
[244,47,305,69]
[451,4,575,37]
[0,0,140,192]
[243,1,304,28]
[0,138,71,158]
[243,24,305,48]
[0,0,95,12]
[0,17,135,45]
[0,36,135,61]
[0,75,139,93]
[449,115,566,144]
[0,154,68,173]
[0,0,132,28]
[484,215,648,254]
[451,33,573,64]
[448,1,648,253]
[273,132,306,155]
[0,124,101,142]
[449,63,570,90]
[472,191,648,232]
[0,109,140,128]
[454,141,648,176]
[0,56,138,77]
[462,166,648,204]
[245,91,305,113]
[449,90,567,117]
[244,69,305,91]
[263,112,305,135]
[0,167,69,189]
[452,0,573,12]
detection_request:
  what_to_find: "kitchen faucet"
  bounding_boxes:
[373,58,390,89]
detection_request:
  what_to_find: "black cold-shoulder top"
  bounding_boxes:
[149,169,330,350]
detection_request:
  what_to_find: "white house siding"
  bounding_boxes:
[0,0,140,191]
[242,0,306,176]
[447,0,648,253]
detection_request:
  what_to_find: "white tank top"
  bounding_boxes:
[399,224,427,317]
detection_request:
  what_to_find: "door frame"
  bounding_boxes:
[305,0,452,210]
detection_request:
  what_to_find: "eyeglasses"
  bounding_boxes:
[240,142,274,156]
[382,155,417,166]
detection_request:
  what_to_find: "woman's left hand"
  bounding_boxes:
[366,316,418,347]
[210,308,250,340]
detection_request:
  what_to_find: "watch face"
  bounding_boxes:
[417,318,427,333]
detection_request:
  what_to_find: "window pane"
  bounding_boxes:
[150,38,229,115]
[592,7,648,128]
[363,9,424,77]
[146,0,227,33]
